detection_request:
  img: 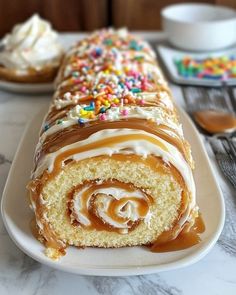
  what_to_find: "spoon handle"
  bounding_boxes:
[222,83,236,114]
[208,136,236,189]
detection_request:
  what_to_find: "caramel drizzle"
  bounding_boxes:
[38,133,168,180]
[36,118,191,171]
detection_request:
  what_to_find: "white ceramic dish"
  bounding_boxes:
[157,45,236,86]
[1,105,225,276]
[0,80,54,94]
[161,3,236,51]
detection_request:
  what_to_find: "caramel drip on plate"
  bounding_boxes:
[150,214,205,252]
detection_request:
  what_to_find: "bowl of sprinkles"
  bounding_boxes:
[175,55,236,80]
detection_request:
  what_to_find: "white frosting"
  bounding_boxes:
[33,128,195,203]
[53,91,159,110]
[0,14,63,70]
[72,186,91,226]
[158,91,174,110]
[37,106,183,152]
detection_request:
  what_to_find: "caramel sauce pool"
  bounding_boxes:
[194,110,236,134]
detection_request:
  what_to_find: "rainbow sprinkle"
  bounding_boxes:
[175,55,236,80]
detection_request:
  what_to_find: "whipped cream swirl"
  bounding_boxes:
[69,181,152,233]
[0,14,63,70]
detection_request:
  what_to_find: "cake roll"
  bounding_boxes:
[28,29,204,260]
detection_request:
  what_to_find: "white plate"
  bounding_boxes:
[157,45,236,86]
[1,106,225,276]
[0,80,54,94]
[0,33,77,95]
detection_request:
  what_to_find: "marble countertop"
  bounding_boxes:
[0,33,236,295]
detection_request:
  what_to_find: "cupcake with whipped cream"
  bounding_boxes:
[0,14,63,83]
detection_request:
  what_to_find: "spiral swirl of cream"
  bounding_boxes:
[68,180,153,233]
[0,14,63,70]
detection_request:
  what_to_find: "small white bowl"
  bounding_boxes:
[161,3,236,51]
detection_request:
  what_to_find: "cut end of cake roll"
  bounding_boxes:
[27,28,203,260]
[29,154,196,260]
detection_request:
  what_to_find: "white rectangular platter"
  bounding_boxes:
[1,105,225,276]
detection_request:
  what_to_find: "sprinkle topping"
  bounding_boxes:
[51,29,170,125]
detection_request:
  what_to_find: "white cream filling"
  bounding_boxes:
[71,186,151,229]
[72,186,91,226]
